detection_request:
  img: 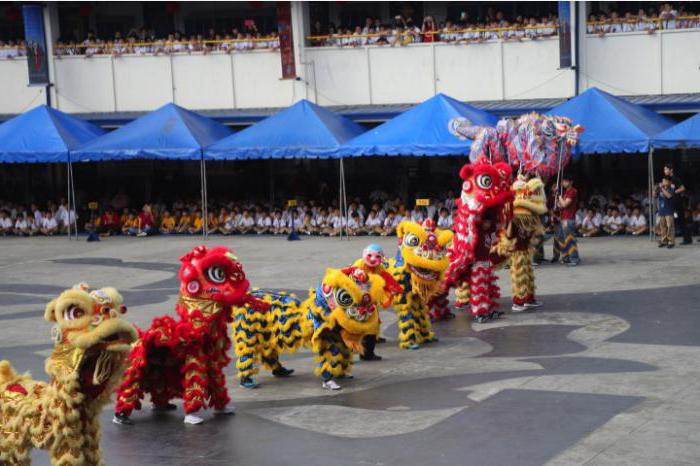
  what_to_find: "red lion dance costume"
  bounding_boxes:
[114,245,267,425]
[442,114,582,322]
[445,156,514,323]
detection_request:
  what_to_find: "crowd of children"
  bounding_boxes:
[0,200,76,236]
[3,188,699,241]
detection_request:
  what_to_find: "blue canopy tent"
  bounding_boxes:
[205,98,365,159]
[546,87,675,239]
[338,93,499,157]
[73,103,232,237]
[206,99,366,238]
[652,112,700,149]
[0,105,106,238]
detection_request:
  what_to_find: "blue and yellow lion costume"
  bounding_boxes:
[232,267,387,389]
[388,221,453,349]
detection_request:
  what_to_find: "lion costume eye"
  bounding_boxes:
[335,289,354,307]
[404,233,420,248]
[206,266,227,284]
[476,174,492,189]
[63,305,86,321]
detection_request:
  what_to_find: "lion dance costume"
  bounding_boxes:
[446,156,513,323]
[232,267,388,390]
[1,284,137,466]
[495,176,548,312]
[388,221,453,349]
[114,245,268,425]
[447,113,582,322]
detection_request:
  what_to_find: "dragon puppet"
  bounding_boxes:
[232,267,389,391]
[114,245,268,425]
[442,113,582,323]
[387,221,454,349]
[1,284,137,466]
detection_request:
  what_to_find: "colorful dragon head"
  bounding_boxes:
[318,267,386,351]
[458,156,514,215]
[396,221,453,300]
[512,175,547,217]
[43,284,138,397]
[178,245,254,308]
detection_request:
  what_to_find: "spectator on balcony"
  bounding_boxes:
[659,3,678,29]
[621,12,636,32]
[608,11,623,33]
[422,16,436,42]
[636,9,658,33]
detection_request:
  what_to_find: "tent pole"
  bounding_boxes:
[70,160,78,240]
[66,159,71,241]
[340,158,349,240]
[200,154,208,240]
[338,159,343,241]
[648,147,655,241]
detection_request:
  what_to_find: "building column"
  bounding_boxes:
[43,2,60,108]
[290,1,311,102]
[576,1,588,94]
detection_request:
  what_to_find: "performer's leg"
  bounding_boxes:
[470,261,493,322]
[395,303,420,349]
[562,220,580,264]
[454,280,471,308]
[416,305,436,343]
[182,348,209,421]
[360,334,382,361]
[487,265,502,318]
[428,291,454,321]
[233,317,260,388]
[314,332,346,389]
[510,250,529,311]
[114,343,148,424]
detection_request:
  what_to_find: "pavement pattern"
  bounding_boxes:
[0,235,698,466]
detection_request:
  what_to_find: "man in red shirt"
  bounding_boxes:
[553,176,580,266]
[137,204,154,237]
[99,208,120,236]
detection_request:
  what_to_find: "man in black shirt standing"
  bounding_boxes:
[663,163,691,245]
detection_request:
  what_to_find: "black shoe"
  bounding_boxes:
[658,243,667,248]
[682,240,692,245]
[667,244,675,249]
[376,337,387,344]
[473,314,490,323]
[550,257,559,264]
[152,402,177,412]
[272,366,295,377]
[360,353,383,361]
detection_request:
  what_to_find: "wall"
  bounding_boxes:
[583,28,700,95]
[1,28,700,116]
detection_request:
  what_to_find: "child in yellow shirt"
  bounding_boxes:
[207,212,220,234]
[188,211,204,235]
[176,210,192,234]
[122,214,138,236]
[159,211,176,235]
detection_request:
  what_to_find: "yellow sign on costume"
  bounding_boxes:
[287,200,298,207]
[415,199,430,206]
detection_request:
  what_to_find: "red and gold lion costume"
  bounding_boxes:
[114,245,267,425]
[445,155,513,323]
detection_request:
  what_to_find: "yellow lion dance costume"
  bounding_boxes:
[494,175,548,312]
[388,221,453,349]
[0,284,137,466]
[232,267,387,390]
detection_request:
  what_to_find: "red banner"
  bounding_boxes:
[276,2,296,79]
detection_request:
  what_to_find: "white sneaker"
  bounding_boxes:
[136,231,147,237]
[524,301,542,309]
[511,304,527,313]
[183,414,204,425]
[322,379,341,390]
[214,405,236,415]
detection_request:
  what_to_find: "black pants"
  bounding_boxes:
[675,207,692,242]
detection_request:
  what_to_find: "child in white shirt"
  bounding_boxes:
[436,208,452,229]
[41,212,58,236]
[364,210,383,235]
[579,208,601,237]
[381,210,400,236]
[255,212,272,234]
[602,208,625,235]
[625,207,648,236]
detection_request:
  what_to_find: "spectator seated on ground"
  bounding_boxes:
[207,212,220,234]
[436,207,453,229]
[188,211,204,235]
[237,210,255,234]
[159,210,176,234]
[176,210,192,233]
[0,211,14,235]
[692,203,700,235]
[122,213,137,235]
[364,209,383,235]
[41,212,59,236]
[602,207,626,235]
[626,207,648,236]
[579,208,601,237]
